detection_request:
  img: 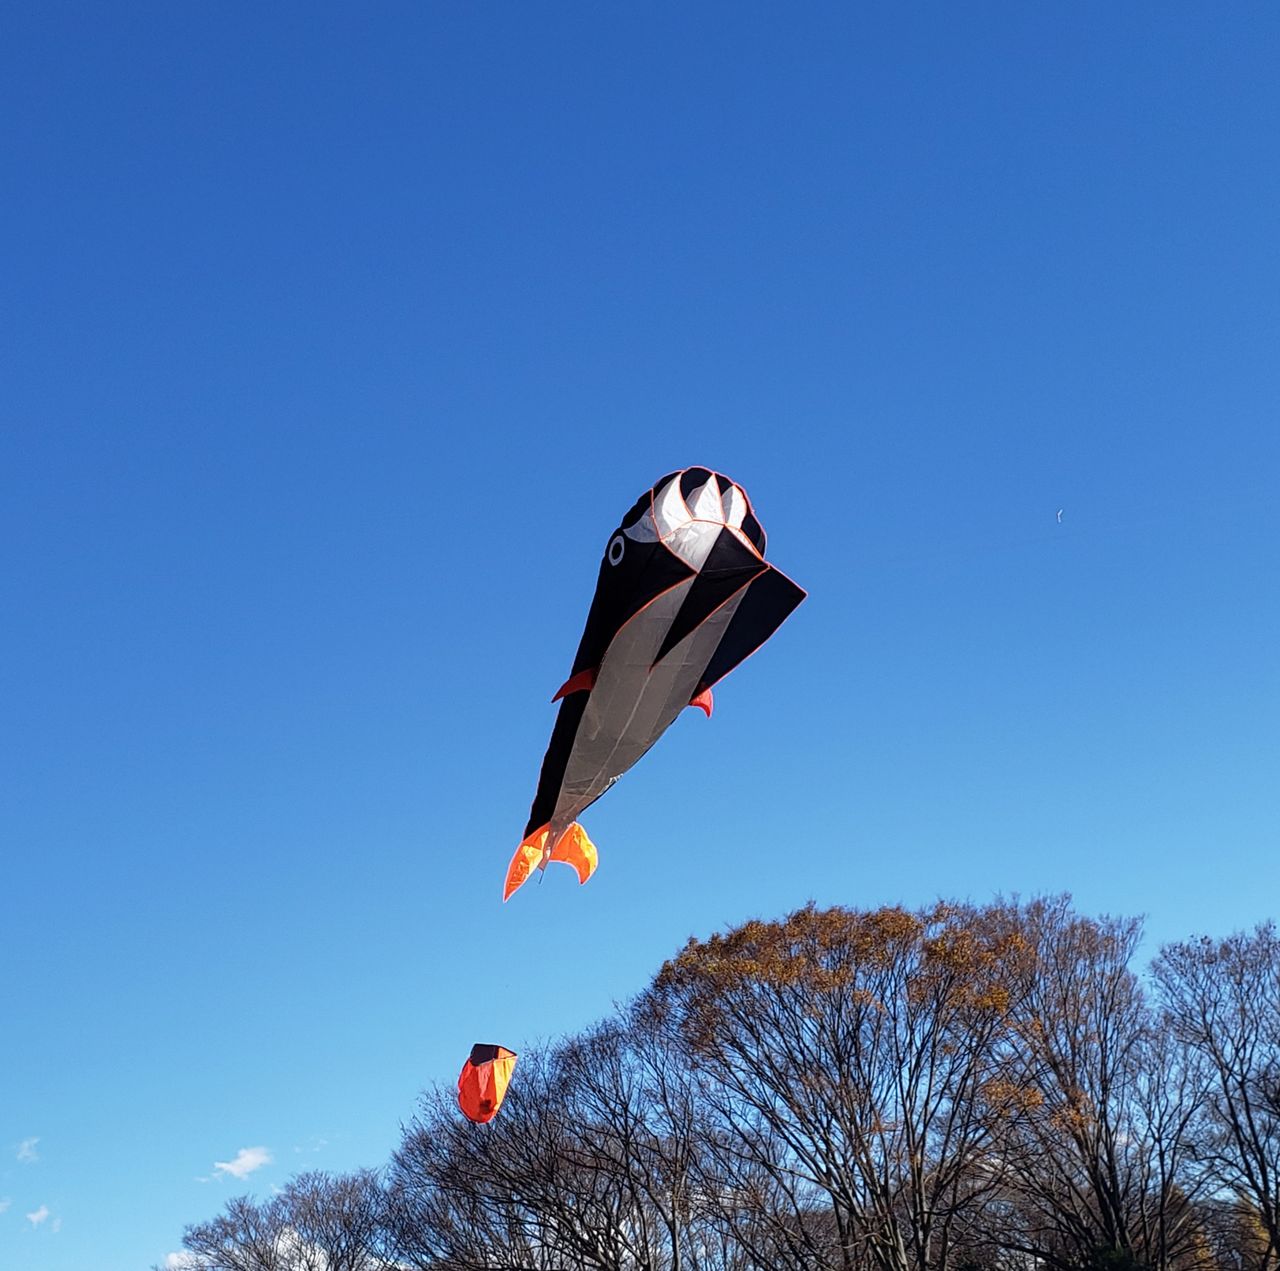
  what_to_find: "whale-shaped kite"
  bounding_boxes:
[503,467,805,900]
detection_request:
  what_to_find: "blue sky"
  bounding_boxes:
[2,3,1278,1266]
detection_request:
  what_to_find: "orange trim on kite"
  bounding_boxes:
[502,822,598,901]
[552,668,597,702]
[689,686,714,717]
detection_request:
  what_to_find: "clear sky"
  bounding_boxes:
[2,3,1278,1267]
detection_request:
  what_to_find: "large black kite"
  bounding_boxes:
[503,467,805,900]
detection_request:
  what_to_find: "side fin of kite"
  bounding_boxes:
[552,668,596,702]
[503,822,598,901]
[548,822,598,885]
[689,686,714,717]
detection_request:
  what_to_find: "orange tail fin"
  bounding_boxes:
[503,827,547,902]
[548,822,598,885]
[502,823,598,901]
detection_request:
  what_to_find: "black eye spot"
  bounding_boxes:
[607,534,625,566]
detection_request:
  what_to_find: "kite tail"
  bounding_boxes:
[502,823,598,902]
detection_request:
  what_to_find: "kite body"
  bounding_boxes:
[504,467,805,900]
[457,1043,518,1123]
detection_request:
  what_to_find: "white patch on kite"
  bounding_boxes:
[653,474,689,538]
[622,504,660,543]
[667,521,720,570]
[687,478,725,524]
[722,483,748,529]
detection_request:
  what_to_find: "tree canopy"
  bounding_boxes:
[167,899,1280,1271]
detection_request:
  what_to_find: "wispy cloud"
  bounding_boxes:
[165,1253,199,1269]
[52,1216,62,1233]
[0,1197,11,1213]
[212,1146,272,1180]
[16,1137,39,1163]
[26,1204,50,1227]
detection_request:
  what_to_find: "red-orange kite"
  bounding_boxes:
[457,1043,517,1124]
[504,467,805,901]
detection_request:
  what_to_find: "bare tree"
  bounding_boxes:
[555,1013,728,1270]
[1154,924,1280,1269]
[980,898,1212,1270]
[175,1173,393,1271]
[179,1193,290,1271]
[281,1171,393,1271]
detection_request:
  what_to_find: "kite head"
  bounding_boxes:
[565,469,771,683]
[617,468,768,571]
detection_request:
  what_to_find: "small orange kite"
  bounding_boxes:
[457,1043,517,1124]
